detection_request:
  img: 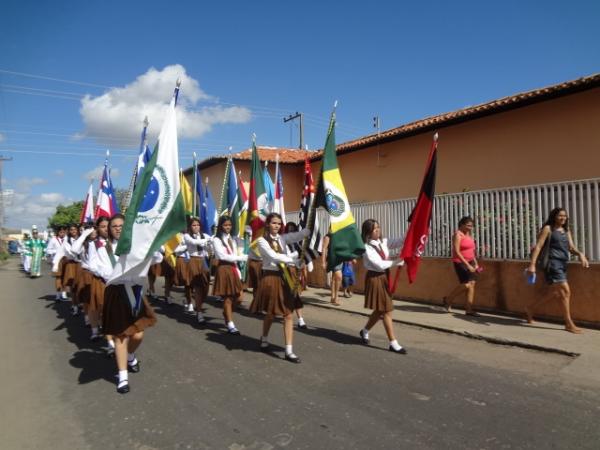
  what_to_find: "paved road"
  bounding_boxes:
[1,258,599,450]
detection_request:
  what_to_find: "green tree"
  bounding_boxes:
[48,201,84,228]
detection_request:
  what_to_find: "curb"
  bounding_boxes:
[303,299,580,358]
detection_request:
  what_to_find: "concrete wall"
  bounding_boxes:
[306,258,600,327]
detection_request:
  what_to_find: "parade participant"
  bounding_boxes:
[321,232,343,305]
[173,233,192,312]
[358,219,407,354]
[21,233,32,274]
[212,215,247,335]
[284,221,308,330]
[61,224,81,313]
[26,226,47,278]
[526,207,589,333]
[182,217,212,323]
[48,226,68,300]
[152,245,176,305]
[70,225,99,339]
[246,239,263,302]
[442,216,480,315]
[147,249,163,299]
[97,214,157,394]
[250,213,309,363]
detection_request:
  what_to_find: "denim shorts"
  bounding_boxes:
[544,259,568,284]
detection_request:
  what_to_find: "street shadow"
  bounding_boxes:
[38,295,115,386]
[451,312,531,329]
[297,324,364,346]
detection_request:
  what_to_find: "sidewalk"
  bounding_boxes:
[301,286,600,384]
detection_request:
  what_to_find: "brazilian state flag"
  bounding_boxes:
[316,109,365,271]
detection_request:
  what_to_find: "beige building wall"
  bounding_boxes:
[311,88,600,203]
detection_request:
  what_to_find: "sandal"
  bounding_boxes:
[441,297,451,312]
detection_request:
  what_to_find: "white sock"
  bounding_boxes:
[227,321,236,330]
[107,339,115,349]
[84,314,89,324]
[362,328,370,339]
[127,353,137,365]
[298,317,306,326]
[390,340,402,351]
[55,292,61,300]
[285,344,293,355]
[260,336,269,347]
[118,370,128,386]
[91,327,99,336]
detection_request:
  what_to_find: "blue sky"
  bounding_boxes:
[0,0,599,229]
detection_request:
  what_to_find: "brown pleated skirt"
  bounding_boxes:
[174,256,189,287]
[76,268,94,305]
[71,263,82,304]
[250,270,301,316]
[102,285,157,337]
[212,262,242,298]
[247,258,262,290]
[89,275,106,314]
[364,270,393,312]
[149,262,162,278]
[61,259,78,287]
[188,256,209,298]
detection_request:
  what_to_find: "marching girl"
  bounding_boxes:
[70,225,99,339]
[246,243,263,302]
[182,217,212,323]
[284,221,308,330]
[47,226,67,301]
[212,215,248,335]
[250,213,309,363]
[62,224,81,316]
[95,214,158,394]
[89,216,115,353]
[173,233,193,312]
[359,219,407,354]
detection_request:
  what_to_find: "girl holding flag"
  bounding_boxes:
[212,215,248,335]
[250,213,309,363]
[359,219,407,354]
[182,217,212,324]
[98,214,158,394]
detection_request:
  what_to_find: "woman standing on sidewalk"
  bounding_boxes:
[526,207,589,333]
[442,216,480,316]
[358,219,406,354]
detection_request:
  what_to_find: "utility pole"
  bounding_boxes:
[283,112,304,150]
[0,155,13,252]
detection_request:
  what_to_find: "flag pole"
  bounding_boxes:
[192,152,197,217]
[123,116,149,212]
[218,157,231,216]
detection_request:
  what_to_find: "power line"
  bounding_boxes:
[0,68,113,89]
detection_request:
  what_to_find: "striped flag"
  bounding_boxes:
[263,161,275,214]
[246,140,268,241]
[314,107,364,271]
[400,133,438,283]
[95,154,118,219]
[79,183,95,224]
[298,159,321,270]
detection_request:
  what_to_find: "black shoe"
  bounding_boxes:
[388,345,407,355]
[227,327,240,335]
[359,329,370,345]
[260,342,270,352]
[105,347,115,358]
[297,323,308,330]
[117,382,130,394]
[127,361,140,373]
[90,334,101,342]
[285,353,301,364]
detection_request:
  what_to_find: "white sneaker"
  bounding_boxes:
[55,293,61,301]
[186,303,195,313]
[197,312,206,323]
[61,291,68,300]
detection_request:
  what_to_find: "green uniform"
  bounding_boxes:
[26,238,46,278]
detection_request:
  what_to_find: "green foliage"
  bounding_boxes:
[48,201,84,228]
[0,251,9,262]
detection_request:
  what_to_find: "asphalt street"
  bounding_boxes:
[1,257,599,450]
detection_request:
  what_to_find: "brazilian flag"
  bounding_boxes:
[316,109,365,271]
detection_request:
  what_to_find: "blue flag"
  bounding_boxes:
[263,163,275,213]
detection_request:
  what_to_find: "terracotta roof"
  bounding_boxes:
[193,146,313,172]
[325,72,600,158]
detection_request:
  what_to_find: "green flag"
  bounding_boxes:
[316,108,365,271]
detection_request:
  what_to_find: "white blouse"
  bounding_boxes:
[363,238,404,272]
[70,229,96,270]
[183,232,212,257]
[256,229,309,272]
[213,234,247,263]
[90,239,118,281]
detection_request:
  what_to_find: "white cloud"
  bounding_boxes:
[79,64,252,146]
[82,166,120,181]
[4,191,67,230]
[15,177,47,192]
[53,169,64,177]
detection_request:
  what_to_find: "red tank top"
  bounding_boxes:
[452,231,476,262]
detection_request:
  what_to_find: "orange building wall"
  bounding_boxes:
[310,88,600,203]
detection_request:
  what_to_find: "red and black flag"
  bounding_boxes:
[400,132,438,283]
